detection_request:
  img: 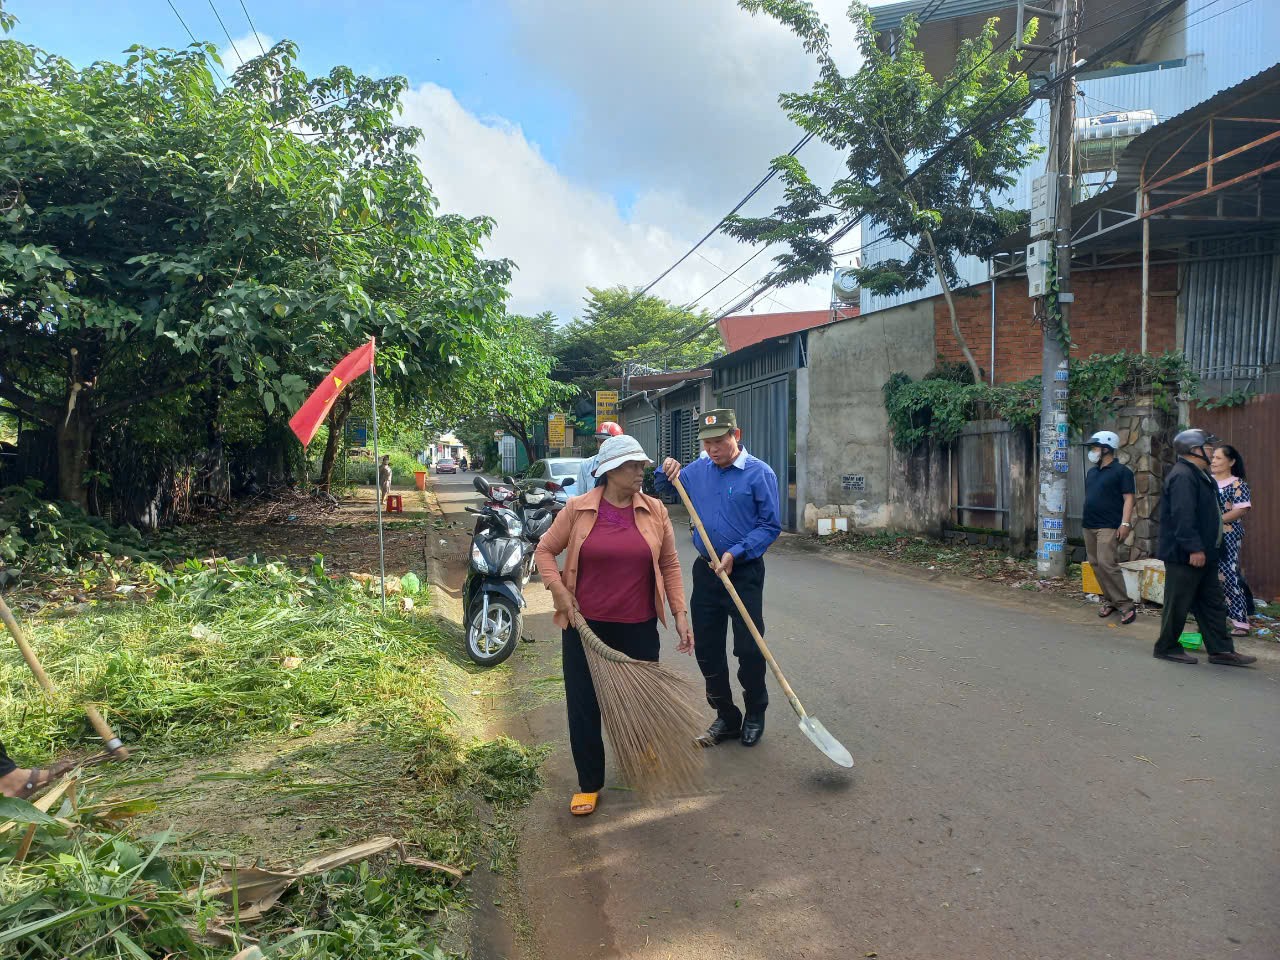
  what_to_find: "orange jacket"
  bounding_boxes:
[534,485,687,630]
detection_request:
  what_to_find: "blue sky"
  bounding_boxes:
[7,0,863,319]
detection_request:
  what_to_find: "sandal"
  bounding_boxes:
[570,792,599,816]
[1098,604,1116,618]
[1120,608,1138,625]
[1230,627,1250,637]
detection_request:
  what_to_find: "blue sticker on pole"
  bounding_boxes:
[1054,369,1069,381]
[1055,462,1070,473]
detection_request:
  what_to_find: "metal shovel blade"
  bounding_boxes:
[798,716,854,768]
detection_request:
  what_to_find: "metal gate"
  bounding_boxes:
[953,420,1010,531]
[713,336,802,530]
[628,412,658,461]
[718,375,791,529]
[1193,393,1279,600]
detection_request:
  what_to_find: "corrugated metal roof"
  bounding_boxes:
[718,309,843,353]
[992,61,1280,254]
[869,0,1009,33]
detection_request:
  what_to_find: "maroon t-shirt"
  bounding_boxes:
[576,500,657,623]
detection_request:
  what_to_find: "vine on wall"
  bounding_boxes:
[883,351,1199,451]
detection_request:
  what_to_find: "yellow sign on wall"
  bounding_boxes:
[547,413,566,447]
[595,390,619,423]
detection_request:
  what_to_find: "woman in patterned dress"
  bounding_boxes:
[1210,444,1252,636]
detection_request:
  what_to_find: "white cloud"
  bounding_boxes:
[506,0,860,210]
[402,82,836,321]
[218,31,272,74]
[401,2,872,321]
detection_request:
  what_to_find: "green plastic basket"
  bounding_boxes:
[1178,631,1204,650]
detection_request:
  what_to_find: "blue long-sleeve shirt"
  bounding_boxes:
[654,448,782,562]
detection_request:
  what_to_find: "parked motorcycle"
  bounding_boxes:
[506,474,573,586]
[461,475,528,666]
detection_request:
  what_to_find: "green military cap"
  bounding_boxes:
[697,408,738,440]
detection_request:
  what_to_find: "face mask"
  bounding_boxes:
[1087,449,1102,464]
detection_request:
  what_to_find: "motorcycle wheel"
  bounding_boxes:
[466,595,521,666]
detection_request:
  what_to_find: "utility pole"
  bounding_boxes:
[1031,0,1080,578]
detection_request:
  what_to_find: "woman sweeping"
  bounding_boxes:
[535,434,693,816]
[1211,444,1253,636]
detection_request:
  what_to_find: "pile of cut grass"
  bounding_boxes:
[0,556,545,958]
[1,558,452,759]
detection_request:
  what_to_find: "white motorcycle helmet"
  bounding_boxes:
[1086,430,1121,464]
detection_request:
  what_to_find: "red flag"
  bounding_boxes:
[288,340,375,446]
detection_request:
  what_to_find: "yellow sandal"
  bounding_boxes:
[570,792,599,816]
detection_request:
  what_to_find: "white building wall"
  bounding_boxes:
[861,0,1280,314]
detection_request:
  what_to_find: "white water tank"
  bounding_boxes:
[1074,109,1158,142]
[832,266,860,304]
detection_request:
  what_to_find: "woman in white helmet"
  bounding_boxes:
[1082,430,1138,625]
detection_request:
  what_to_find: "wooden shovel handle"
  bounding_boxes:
[0,592,129,758]
[671,476,808,720]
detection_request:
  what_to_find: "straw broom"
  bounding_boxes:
[573,612,704,793]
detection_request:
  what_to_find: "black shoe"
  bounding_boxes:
[1154,649,1198,664]
[741,712,765,747]
[697,717,742,747]
[1208,651,1257,667]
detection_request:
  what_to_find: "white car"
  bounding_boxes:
[524,457,585,502]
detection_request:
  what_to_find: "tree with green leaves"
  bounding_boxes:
[425,313,577,466]
[553,286,721,392]
[0,12,508,506]
[727,1,1041,382]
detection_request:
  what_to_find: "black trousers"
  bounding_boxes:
[0,740,13,778]
[1154,561,1236,657]
[562,617,660,793]
[691,556,768,726]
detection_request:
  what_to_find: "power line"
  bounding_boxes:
[622,131,815,309]
[207,0,244,66]
[238,0,268,55]
[164,0,228,85]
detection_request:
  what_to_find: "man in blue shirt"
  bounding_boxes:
[656,408,782,748]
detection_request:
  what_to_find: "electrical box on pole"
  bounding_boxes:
[1027,239,1052,297]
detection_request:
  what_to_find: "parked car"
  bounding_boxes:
[435,458,458,475]
[524,457,586,502]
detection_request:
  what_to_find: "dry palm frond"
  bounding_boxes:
[574,613,705,794]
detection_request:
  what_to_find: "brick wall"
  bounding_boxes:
[934,265,1178,383]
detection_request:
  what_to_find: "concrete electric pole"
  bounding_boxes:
[1030,0,1081,578]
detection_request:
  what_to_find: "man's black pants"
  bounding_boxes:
[562,617,660,793]
[691,556,768,727]
[1154,561,1236,657]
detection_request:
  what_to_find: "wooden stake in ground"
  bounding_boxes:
[574,612,704,793]
[0,592,129,759]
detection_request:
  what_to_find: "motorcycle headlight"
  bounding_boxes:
[470,542,490,573]
[500,544,524,575]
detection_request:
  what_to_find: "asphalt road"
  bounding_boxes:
[430,473,1279,960]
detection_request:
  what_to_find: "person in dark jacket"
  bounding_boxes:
[1153,429,1257,667]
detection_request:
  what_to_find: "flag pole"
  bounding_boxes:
[368,338,388,614]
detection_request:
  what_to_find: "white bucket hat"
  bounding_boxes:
[593,434,652,477]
